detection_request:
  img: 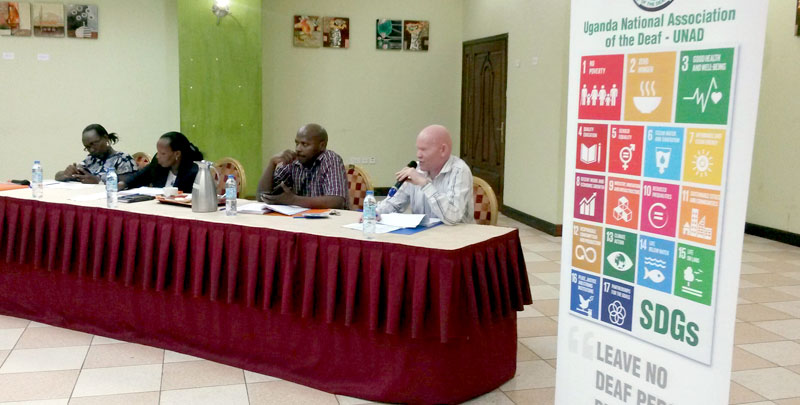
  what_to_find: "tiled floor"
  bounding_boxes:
[0,214,798,404]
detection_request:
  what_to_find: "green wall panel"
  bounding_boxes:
[177,0,262,197]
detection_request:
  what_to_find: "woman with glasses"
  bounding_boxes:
[54,124,138,184]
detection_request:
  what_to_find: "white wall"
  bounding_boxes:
[261,0,464,186]
[745,0,800,233]
[462,0,571,225]
[0,0,179,180]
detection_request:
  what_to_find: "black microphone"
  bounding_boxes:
[387,161,418,197]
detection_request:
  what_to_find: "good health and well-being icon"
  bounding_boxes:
[675,48,735,125]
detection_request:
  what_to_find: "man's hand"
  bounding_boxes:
[63,164,80,177]
[395,167,429,186]
[271,150,297,166]
[73,172,101,184]
[262,183,296,205]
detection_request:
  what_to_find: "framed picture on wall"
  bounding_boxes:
[293,15,322,48]
[376,19,402,50]
[323,16,349,48]
[66,4,98,39]
[796,0,799,36]
[9,2,33,36]
[0,3,9,35]
[32,2,64,37]
[403,20,429,51]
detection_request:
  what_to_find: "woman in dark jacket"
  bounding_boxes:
[122,132,204,193]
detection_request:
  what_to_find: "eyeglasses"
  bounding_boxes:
[83,138,107,152]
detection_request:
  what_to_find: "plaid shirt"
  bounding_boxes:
[273,149,347,206]
[81,151,137,182]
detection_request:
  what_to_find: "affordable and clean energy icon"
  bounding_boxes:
[682,208,713,240]
[577,294,594,317]
[648,202,669,229]
[681,266,705,298]
[683,77,723,113]
[619,144,635,170]
[655,147,672,174]
[607,300,627,326]
[691,149,713,177]
[633,80,662,114]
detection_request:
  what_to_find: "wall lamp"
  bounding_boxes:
[211,0,231,25]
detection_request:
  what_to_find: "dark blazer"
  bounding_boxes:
[124,161,199,193]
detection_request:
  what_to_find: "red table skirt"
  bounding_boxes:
[0,197,532,404]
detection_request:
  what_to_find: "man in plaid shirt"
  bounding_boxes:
[257,123,348,209]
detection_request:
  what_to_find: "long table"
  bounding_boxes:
[0,187,532,404]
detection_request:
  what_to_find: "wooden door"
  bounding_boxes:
[461,34,508,206]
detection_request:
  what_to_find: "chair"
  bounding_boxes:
[213,157,247,197]
[473,176,498,226]
[132,152,151,169]
[346,164,374,210]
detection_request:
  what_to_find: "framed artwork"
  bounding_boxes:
[323,16,349,48]
[66,4,97,39]
[32,2,64,37]
[376,19,401,50]
[403,20,429,51]
[796,0,799,36]
[9,2,33,36]
[293,15,322,48]
[0,3,9,35]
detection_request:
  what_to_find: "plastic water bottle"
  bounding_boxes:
[225,175,237,216]
[362,190,377,239]
[106,168,118,208]
[31,160,43,199]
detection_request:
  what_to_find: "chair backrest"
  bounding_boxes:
[132,152,151,170]
[473,176,498,226]
[213,157,247,197]
[346,164,374,210]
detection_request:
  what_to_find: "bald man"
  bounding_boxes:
[257,123,347,209]
[377,125,474,225]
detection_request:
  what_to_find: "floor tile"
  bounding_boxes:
[517,342,539,362]
[0,370,79,402]
[732,367,800,400]
[83,343,163,369]
[15,326,93,349]
[740,341,800,366]
[71,364,162,397]
[160,384,248,405]
[530,285,560,300]
[0,328,24,350]
[534,272,561,285]
[525,261,561,274]
[519,336,558,360]
[2,399,69,405]
[244,370,281,384]
[755,320,800,340]
[66,391,160,405]
[517,317,558,338]
[247,380,339,405]
[776,398,800,405]
[335,394,375,405]
[161,360,244,390]
[27,322,53,328]
[730,381,767,404]
[522,251,548,262]
[499,360,555,392]
[735,323,786,344]
[0,346,88,374]
[531,299,560,317]
[776,286,800,299]
[522,242,562,253]
[739,288,799,304]
[737,304,795,322]
[163,350,201,363]
[90,336,126,346]
[461,389,513,404]
[504,387,555,405]
[0,315,30,329]
[0,349,8,366]
[732,346,778,371]
[741,264,771,275]
[764,301,800,318]
[517,305,545,318]
[535,251,562,261]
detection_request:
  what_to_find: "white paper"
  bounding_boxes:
[265,204,308,216]
[120,187,164,196]
[239,202,268,214]
[378,213,426,228]
[342,222,400,234]
[68,192,106,202]
[44,181,95,190]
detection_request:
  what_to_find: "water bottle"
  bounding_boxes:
[362,190,377,239]
[106,168,118,208]
[225,175,237,216]
[31,160,43,199]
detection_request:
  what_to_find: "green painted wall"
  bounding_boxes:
[177,0,262,197]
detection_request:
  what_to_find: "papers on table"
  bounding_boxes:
[238,202,309,216]
[120,187,164,197]
[43,180,95,190]
[68,192,106,202]
[342,222,401,234]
